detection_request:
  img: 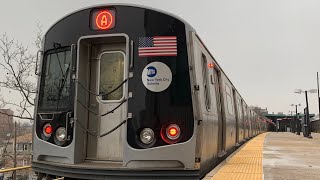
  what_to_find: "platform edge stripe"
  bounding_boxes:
[208,133,268,180]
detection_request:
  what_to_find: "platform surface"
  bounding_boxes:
[204,132,320,180]
[264,132,320,180]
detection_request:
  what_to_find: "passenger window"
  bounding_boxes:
[210,69,219,114]
[238,98,242,120]
[99,51,124,100]
[202,54,211,110]
[225,84,234,115]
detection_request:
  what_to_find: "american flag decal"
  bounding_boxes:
[138,36,177,57]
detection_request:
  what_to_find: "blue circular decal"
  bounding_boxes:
[147,66,157,77]
[142,62,172,92]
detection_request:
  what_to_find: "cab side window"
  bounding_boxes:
[201,54,211,110]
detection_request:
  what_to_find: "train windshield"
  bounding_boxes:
[39,49,71,110]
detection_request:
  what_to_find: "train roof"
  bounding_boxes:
[45,3,196,37]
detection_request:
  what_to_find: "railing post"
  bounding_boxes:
[13,122,16,180]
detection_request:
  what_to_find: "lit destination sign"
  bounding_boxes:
[91,9,116,30]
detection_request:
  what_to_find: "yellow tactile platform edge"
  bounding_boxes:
[211,133,268,180]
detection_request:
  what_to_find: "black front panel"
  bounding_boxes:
[127,11,193,148]
[40,5,194,148]
[36,112,73,146]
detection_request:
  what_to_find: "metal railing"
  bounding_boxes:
[0,166,31,173]
[0,166,65,180]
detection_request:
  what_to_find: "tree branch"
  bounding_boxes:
[0,30,41,120]
[0,109,33,120]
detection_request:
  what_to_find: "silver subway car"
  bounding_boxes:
[32,4,269,179]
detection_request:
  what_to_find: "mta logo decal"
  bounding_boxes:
[147,66,157,77]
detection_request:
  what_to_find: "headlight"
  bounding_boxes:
[55,127,67,142]
[140,128,155,144]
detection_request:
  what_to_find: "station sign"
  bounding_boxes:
[91,9,116,30]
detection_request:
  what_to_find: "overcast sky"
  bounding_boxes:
[1,0,320,116]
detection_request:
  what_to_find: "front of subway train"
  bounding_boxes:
[33,4,198,179]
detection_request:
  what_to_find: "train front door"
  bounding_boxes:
[85,36,128,161]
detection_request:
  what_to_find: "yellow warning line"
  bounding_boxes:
[211,133,268,180]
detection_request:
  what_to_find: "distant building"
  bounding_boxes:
[8,133,32,166]
[2,133,32,179]
[266,113,315,132]
[0,109,13,143]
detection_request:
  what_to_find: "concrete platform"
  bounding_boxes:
[264,132,320,180]
[204,132,320,180]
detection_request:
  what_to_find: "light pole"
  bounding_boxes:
[291,103,301,134]
[294,89,317,138]
[317,72,320,117]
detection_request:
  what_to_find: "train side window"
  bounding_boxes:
[225,84,234,115]
[201,54,211,111]
[210,68,219,114]
[238,98,242,120]
[99,51,125,100]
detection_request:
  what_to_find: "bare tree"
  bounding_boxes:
[0,25,42,120]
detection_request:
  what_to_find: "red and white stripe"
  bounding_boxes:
[139,36,177,57]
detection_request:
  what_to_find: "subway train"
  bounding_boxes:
[32,4,269,180]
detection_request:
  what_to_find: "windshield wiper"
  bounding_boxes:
[52,43,70,111]
[56,65,70,110]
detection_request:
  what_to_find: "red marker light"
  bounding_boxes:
[166,124,181,140]
[95,10,114,30]
[169,127,178,137]
[161,124,181,144]
[208,63,214,68]
[43,123,53,137]
[45,125,52,134]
